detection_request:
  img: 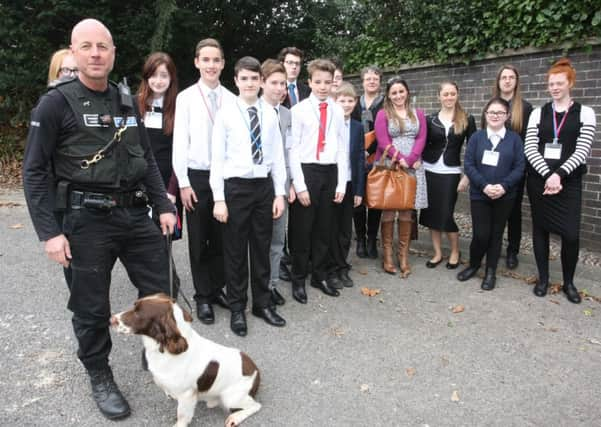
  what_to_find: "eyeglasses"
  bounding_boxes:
[486,111,507,117]
[284,60,301,67]
[59,67,78,77]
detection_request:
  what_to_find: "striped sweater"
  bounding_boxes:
[524,102,596,179]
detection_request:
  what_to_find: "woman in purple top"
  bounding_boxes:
[374,77,427,278]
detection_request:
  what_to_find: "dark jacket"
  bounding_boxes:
[422,113,477,166]
[349,119,366,197]
[464,129,525,201]
[282,81,310,109]
[351,94,384,133]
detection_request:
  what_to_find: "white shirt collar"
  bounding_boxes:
[237,97,260,110]
[487,126,506,140]
[198,78,221,96]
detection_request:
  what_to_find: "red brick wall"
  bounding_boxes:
[349,43,601,250]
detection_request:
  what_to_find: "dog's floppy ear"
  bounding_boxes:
[162,311,188,355]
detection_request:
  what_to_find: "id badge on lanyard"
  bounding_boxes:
[482,150,499,167]
[144,111,163,129]
[544,103,570,160]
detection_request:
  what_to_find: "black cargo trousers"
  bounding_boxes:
[62,204,170,371]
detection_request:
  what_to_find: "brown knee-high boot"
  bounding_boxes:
[380,221,396,274]
[397,220,412,278]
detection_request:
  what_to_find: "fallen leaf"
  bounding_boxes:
[9,223,23,229]
[525,276,538,285]
[331,327,345,337]
[451,390,460,402]
[547,327,558,332]
[451,304,465,314]
[549,300,560,305]
[583,309,593,317]
[360,384,370,393]
[447,321,454,328]
[405,367,416,378]
[549,283,562,294]
[441,356,449,367]
[589,338,601,345]
[357,268,368,275]
[379,298,385,303]
[361,287,381,297]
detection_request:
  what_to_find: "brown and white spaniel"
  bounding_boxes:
[111,293,261,427]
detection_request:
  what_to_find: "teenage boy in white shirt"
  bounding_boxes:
[210,56,287,337]
[288,59,349,303]
[260,59,292,307]
[172,38,236,325]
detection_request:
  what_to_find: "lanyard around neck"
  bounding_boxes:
[552,101,571,144]
[197,83,221,124]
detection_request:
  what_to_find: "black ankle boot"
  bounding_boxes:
[533,279,548,297]
[356,238,367,258]
[88,367,131,420]
[367,237,378,259]
[481,268,496,291]
[563,282,582,304]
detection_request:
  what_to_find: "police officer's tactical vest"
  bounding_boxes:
[53,79,147,189]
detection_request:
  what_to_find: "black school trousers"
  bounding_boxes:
[289,164,337,282]
[469,197,514,270]
[186,169,225,304]
[223,176,274,312]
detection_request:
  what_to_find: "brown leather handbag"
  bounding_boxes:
[365,145,417,210]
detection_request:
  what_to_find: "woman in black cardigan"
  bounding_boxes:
[492,65,532,269]
[420,81,476,269]
[525,58,597,303]
[458,98,525,291]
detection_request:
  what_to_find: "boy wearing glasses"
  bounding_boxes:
[278,47,310,108]
[172,38,236,325]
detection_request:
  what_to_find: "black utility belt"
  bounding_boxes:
[70,190,149,210]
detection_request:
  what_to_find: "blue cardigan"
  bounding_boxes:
[464,129,525,201]
[349,119,366,198]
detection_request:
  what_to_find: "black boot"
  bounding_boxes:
[88,367,131,420]
[563,282,582,304]
[533,279,548,297]
[356,238,367,258]
[481,268,496,291]
[457,265,479,282]
[367,236,378,259]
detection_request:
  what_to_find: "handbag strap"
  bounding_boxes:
[379,144,394,166]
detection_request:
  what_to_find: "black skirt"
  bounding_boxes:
[526,172,582,239]
[419,170,460,232]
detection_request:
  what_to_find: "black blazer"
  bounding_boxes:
[282,81,311,109]
[422,113,477,167]
[349,119,366,197]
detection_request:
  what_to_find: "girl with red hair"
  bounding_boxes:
[524,58,597,303]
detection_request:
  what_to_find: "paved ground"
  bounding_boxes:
[1,189,600,427]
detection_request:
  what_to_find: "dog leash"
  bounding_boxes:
[166,233,194,313]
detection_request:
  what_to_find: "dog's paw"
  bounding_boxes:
[225,414,239,427]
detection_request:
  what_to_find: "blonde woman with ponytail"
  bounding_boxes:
[420,81,477,269]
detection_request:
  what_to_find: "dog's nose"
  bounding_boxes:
[109,315,118,327]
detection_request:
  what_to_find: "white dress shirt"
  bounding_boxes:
[289,94,349,194]
[486,126,507,150]
[345,119,352,181]
[210,98,286,201]
[172,79,236,188]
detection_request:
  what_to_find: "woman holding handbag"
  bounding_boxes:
[374,77,427,278]
[420,81,477,269]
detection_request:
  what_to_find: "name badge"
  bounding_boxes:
[544,143,562,160]
[253,164,268,176]
[144,112,163,129]
[482,150,499,167]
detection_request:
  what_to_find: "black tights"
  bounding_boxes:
[532,222,579,284]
